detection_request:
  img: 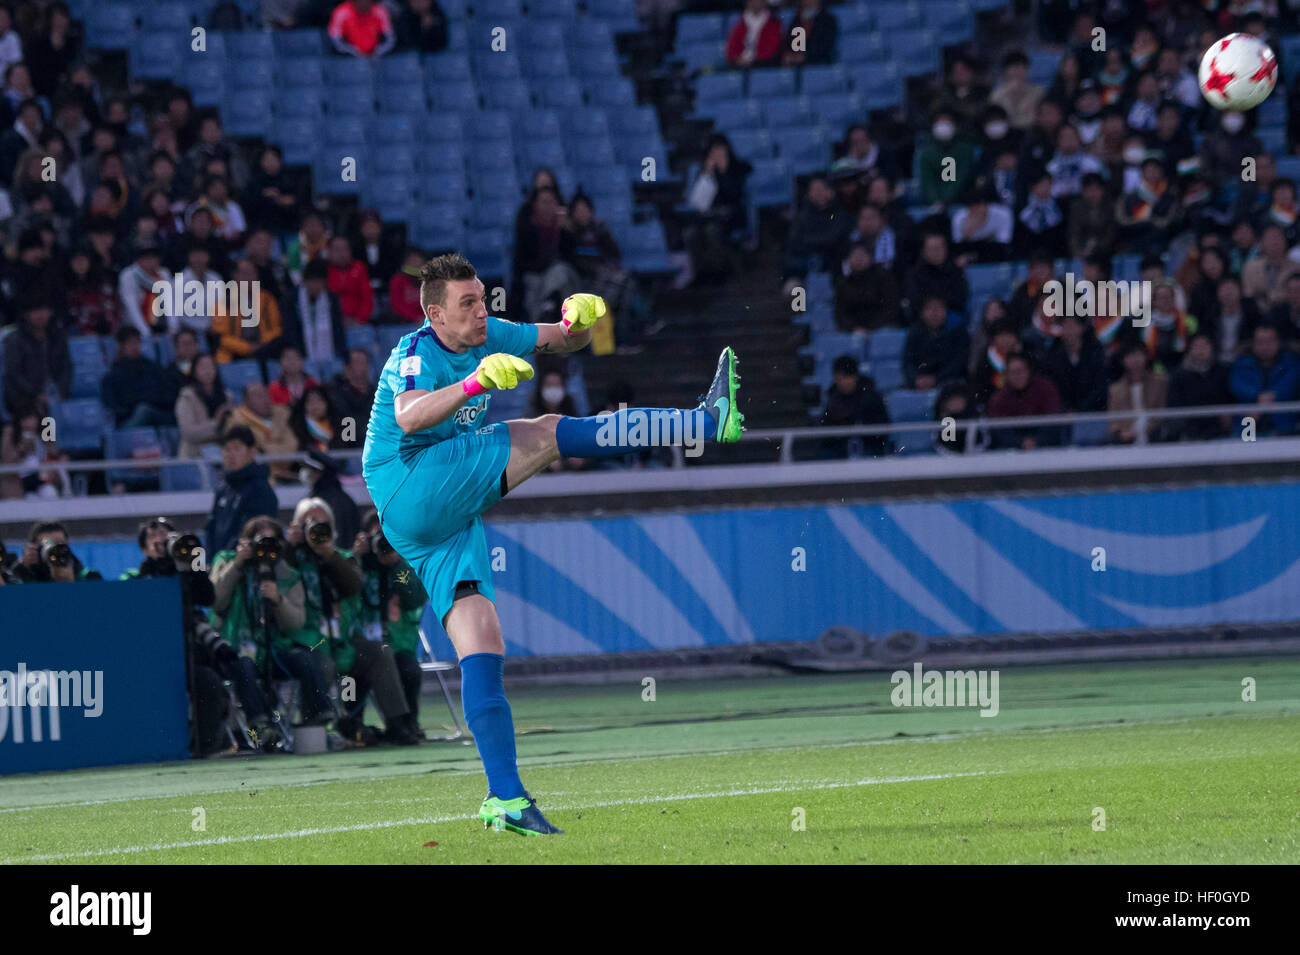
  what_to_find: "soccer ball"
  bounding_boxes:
[1198,33,1278,111]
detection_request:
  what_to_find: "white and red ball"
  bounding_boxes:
[1198,33,1278,111]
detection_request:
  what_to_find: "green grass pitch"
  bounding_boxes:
[2,657,1297,864]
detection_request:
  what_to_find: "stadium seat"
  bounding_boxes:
[471,196,518,229]
[887,389,938,454]
[838,30,886,65]
[621,221,672,273]
[280,56,326,90]
[780,130,832,174]
[160,460,207,492]
[1028,49,1060,86]
[800,64,850,96]
[328,84,378,117]
[424,51,472,80]
[584,77,637,108]
[221,360,264,401]
[365,175,418,221]
[230,58,275,91]
[764,95,816,130]
[412,203,467,250]
[132,31,189,81]
[184,58,225,107]
[836,5,876,35]
[375,53,422,88]
[471,0,524,19]
[69,337,108,399]
[868,327,907,363]
[676,12,726,46]
[813,91,865,129]
[274,29,326,58]
[375,324,414,360]
[223,89,273,137]
[465,229,511,277]
[748,158,793,207]
[695,96,763,128]
[54,399,107,452]
[373,144,417,174]
[726,128,776,161]
[675,40,722,71]
[871,360,905,394]
[274,117,322,166]
[345,325,378,363]
[1257,126,1288,154]
[749,68,798,99]
[533,76,586,109]
[923,1,975,44]
[86,2,137,49]
[873,1,922,31]
[104,428,165,490]
[695,71,745,107]
[852,62,904,110]
[891,30,938,76]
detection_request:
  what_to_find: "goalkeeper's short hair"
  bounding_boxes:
[419,253,477,311]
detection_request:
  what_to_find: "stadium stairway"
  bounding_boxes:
[580,259,809,465]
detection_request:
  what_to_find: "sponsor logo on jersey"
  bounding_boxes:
[399,356,421,377]
[453,402,486,427]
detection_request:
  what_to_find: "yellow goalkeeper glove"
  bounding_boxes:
[560,293,608,335]
[462,353,534,397]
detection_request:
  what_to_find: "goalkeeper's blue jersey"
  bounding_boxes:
[362,317,539,514]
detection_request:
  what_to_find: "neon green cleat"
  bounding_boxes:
[478,792,565,836]
[700,346,745,443]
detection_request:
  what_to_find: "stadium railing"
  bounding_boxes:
[1,402,1298,513]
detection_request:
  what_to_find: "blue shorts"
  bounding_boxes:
[375,422,512,627]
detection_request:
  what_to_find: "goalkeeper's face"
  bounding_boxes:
[433,277,489,349]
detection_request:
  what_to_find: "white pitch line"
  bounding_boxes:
[0,771,997,864]
[0,711,1267,817]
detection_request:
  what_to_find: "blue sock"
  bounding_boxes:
[555,408,714,458]
[459,652,525,800]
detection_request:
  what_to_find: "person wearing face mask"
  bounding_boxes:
[918,109,974,206]
[1070,82,1103,145]
[1202,108,1261,184]
[976,105,1021,175]
[529,368,585,472]
[990,51,1043,131]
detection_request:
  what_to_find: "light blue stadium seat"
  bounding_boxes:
[780,130,831,173]
[923,1,974,43]
[322,115,369,146]
[87,2,137,49]
[677,12,726,46]
[56,399,108,452]
[695,95,761,128]
[568,18,615,55]
[417,147,467,176]
[223,88,273,137]
[870,360,904,394]
[328,84,377,117]
[465,229,511,277]
[424,51,472,79]
[873,1,922,31]
[726,128,776,161]
[314,146,369,196]
[345,325,378,362]
[371,114,417,147]
[422,169,469,199]
[868,327,907,363]
[221,360,264,401]
[105,428,164,489]
[132,31,189,80]
[622,221,672,272]
[534,76,585,109]
[375,53,422,87]
[836,5,876,35]
[764,95,816,130]
[839,30,886,65]
[279,56,325,90]
[275,85,326,121]
[373,144,417,174]
[274,117,321,166]
[608,105,660,140]
[160,460,206,492]
[231,58,275,90]
[814,91,865,129]
[1028,49,1060,86]
[365,174,418,221]
[748,158,792,207]
[857,63,903,110]
[749,68,798,98]
[427,78,478,110]
[472,0,524,18]
[800,64,850,96]
[674,39,722,71]
[1258,126,1288,154]
[584,77,637,108]
[375,324,414,360]
[804,271,833,304]
[471,196,518,228]
[892,30,938,76]
[275,29,326,58]
[695,71,745,106]
[185,59,225,107]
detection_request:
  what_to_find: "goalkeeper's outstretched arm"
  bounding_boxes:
[394,353,535,434]
[534,293,606,354]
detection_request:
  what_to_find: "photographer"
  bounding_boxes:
[123,517,250,756]
[209,515,334,730]
[0,539,17,585]
[290,497,417,745]
[10,520,102,584]
[343,509,429,743]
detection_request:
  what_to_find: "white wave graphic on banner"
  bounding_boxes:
[1098,556,1300,625]
[986,500,1267,576]
[885,504,1086,631]
[827,508,974,635]
[635,514,756,644]
[493,521,708,648]
[492,590,605,655]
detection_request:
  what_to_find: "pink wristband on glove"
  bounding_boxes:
[462,374,488,398]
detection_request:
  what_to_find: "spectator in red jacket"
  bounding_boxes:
[327,235,374,325]
[329,0,395,58]
[726,0,783,69]
[987,353,1064,450]
[388,248,425,323]
[268,345,319,407]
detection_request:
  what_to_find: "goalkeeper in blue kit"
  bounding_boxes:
[362,253,743,836]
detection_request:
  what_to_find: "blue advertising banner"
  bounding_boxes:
[0,578,189,775]
[414,481,1300,657]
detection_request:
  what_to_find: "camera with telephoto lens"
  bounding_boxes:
[252,533,284,566]
[40,538,72,567]
[305,517,333,547]
[168,531,201,563]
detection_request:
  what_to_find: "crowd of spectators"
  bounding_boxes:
[731,0,1300,452]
